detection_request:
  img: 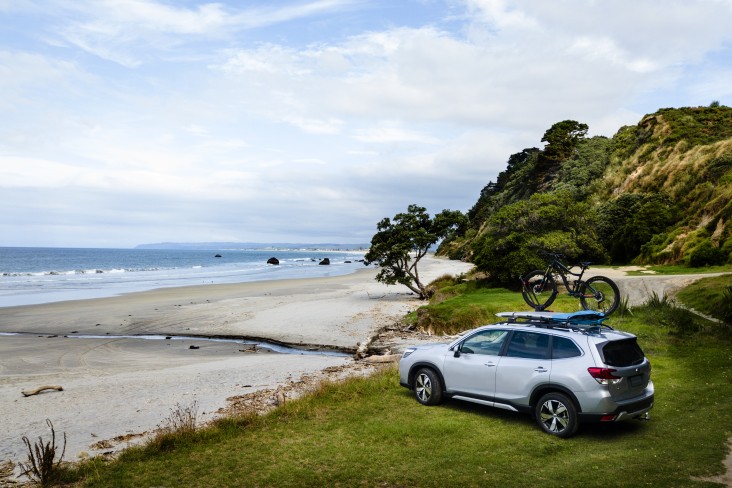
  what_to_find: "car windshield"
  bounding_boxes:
[601,338,645,366]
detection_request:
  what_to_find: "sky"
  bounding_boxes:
[1,0,731,248]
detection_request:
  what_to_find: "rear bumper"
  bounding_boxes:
[579,394,654,422]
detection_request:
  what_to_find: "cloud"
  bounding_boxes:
[353,124,441,144]
[50,0,360,66]
[1,0,732,247]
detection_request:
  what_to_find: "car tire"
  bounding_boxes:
[535,392,579,438]
[413,368,443,406]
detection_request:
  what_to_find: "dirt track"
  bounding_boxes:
[587,267,725,306]
[586,267,728,307]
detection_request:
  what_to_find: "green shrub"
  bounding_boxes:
[614,295,632,317]
[721,286,732,324]
[721,239,732,263]
[688,240,726,267]
[596,193,676,263]
[641,292,701,335]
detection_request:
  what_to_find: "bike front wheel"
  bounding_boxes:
[579,276,620,315]
[521,271,558,311]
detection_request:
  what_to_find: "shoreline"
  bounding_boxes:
[0,251,364,309]
[0,256,474,467]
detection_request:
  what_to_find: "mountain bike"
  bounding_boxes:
[520,252,620,315]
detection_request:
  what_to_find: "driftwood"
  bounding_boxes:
[21,385,64,397]
[361,354,401,364]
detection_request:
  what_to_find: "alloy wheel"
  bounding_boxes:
[539,399,570,433]
[415,373,433,403]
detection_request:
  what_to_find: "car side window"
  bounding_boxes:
[460,330,508,356]
[506,331,550,359]
[552,336,582,359]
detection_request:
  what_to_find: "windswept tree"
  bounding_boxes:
[541,120,589,161]
[536,120,589,188]
[365,205,467,299]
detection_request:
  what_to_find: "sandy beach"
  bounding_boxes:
[0,256,474,467]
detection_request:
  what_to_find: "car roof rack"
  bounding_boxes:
[495,311,613,333]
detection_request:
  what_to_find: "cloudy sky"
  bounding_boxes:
[2,0,731,248]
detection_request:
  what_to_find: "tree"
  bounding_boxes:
[535,120,589,188]
[541,120,589,161]
[471,190,607,284]
[365,205,467,299]
[596,193,675,263]
[467,148,540,228]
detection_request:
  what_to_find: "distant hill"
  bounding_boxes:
[439,104,732,276]
[135,242,369,251]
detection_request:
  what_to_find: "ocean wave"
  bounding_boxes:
[0,248,368,307]
[1,259,366,277]
[0,267,173,277]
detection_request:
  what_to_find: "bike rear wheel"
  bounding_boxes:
[579,276,620,315]
[521,271,558,311]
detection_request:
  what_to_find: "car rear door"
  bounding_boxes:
[494,331,552,406]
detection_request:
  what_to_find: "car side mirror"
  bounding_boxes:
[453,349,461,358]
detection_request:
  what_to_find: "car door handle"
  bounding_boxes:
[534,367,548,373]
[484,362,496,367]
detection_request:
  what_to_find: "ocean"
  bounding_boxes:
[0,247,368,307]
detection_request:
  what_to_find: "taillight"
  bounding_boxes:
[588,367,622,385]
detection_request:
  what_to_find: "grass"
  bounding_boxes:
[62,279,732,487]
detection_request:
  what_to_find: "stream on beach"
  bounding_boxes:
[0,331,351,356]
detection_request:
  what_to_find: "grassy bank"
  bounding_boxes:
[676,274,732,323]
[52,277,731,487]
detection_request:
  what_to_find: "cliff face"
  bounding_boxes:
[445,105,732,266]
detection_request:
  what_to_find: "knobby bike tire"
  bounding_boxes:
[579,276,620,315]
[521,270,558,311]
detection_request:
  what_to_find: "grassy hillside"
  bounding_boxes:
[442,105,732,278]
[601,107,732,264]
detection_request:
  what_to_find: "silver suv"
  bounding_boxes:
[399,311,654,437]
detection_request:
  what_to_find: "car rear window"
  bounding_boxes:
[601,338,645,366]
[552,336,582,359]
[506,331,550,359]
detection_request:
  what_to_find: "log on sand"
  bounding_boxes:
[21,385,64,397]
[361,354,401,364]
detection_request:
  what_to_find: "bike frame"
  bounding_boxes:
[543,258,590,297]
